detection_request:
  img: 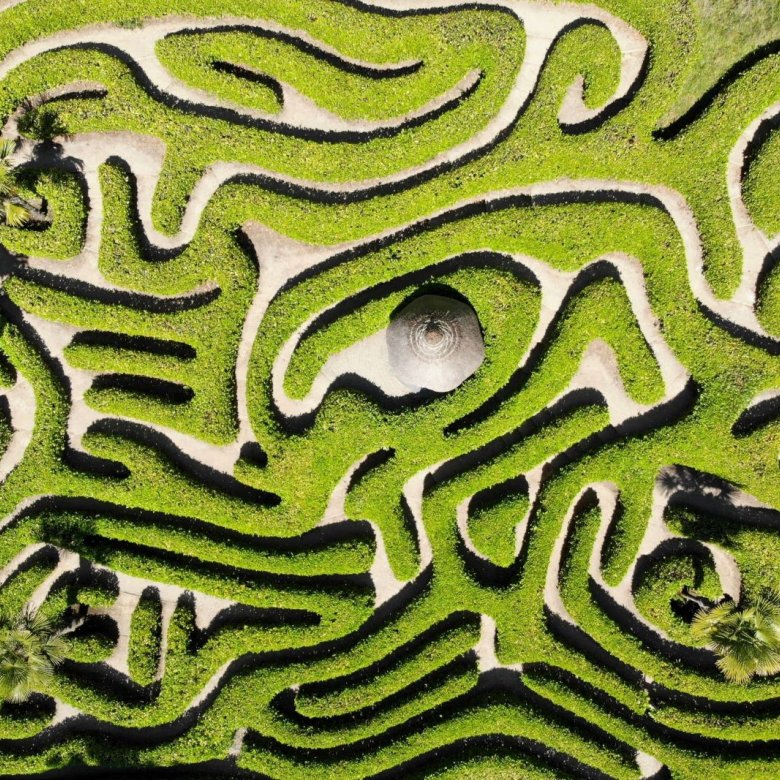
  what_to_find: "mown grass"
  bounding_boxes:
[663,0,780,128]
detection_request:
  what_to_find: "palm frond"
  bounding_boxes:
[2,200,29,228]
[717,653,755,684]
[0,166,14,199]
[0,606,66,702]
[691,601,738,643]
[0,608,15,631]
[0,140,15,161]
[692,591,780,684]
[41,635,67,666]
[19,604,57,636]
[755,590,780,626]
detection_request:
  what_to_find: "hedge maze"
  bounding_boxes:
[0,0,778,777]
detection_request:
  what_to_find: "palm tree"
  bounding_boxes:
[692,589,780,684]
[0,140,30,228]
[0,605,66,703]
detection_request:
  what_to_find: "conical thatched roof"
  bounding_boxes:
[386,294,484,392]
